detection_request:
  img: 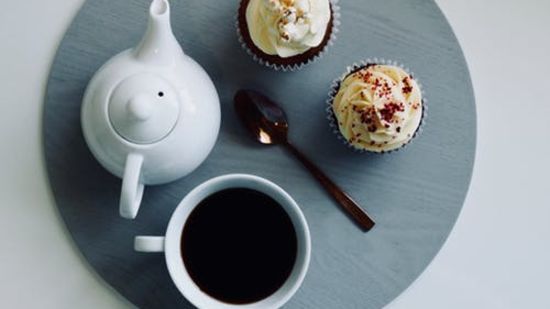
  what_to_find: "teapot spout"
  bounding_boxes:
[134,0,183,65]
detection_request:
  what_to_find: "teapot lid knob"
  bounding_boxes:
[108,73,180,144]
[127,95,154,121]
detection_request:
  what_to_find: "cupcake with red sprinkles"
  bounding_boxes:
[327,60,425,153]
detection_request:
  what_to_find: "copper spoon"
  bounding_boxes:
[234,89,375,232]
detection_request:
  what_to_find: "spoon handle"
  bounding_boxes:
[284,142,375,231]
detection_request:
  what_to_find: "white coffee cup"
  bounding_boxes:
[134,174,311,309]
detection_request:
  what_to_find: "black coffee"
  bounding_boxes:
[181,188,298,304]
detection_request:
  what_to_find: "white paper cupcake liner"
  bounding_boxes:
[236,0,340,72]
[326,58,427,154]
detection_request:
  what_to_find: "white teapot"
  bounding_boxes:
[81,0,220,219]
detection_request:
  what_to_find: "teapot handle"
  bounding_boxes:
[120,153,145,219]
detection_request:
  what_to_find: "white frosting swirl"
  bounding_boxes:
[332,65,423,152]
[245,0,331,58]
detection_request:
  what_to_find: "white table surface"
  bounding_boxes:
[1,0,549,308]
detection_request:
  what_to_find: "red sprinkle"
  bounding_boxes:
[379,102,405,123]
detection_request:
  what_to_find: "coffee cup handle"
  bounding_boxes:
[134,236,165,252]
[120,153,145,219]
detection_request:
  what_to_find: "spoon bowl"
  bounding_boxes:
[234,90,288,145]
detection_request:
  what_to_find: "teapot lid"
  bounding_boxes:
[108,73,179,144]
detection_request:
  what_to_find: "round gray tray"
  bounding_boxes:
[44,0,476,308]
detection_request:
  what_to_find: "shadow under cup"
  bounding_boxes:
[135,174,311,309]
